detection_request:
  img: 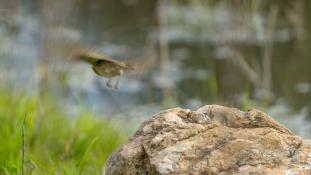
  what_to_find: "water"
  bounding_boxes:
[0,0,311,138]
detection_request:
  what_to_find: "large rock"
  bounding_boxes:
[104,105,311,175]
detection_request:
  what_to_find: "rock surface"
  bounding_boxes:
[104,105,311,175]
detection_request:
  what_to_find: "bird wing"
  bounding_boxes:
[126,34,157,77]
[73,50,132,68]
[71,34,156,73]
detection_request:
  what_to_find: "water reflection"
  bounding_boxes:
[0,0,311,137]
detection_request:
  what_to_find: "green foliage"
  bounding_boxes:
[0,90,127,175]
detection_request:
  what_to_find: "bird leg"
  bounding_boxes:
[106,78,113,88]
[114,76,120,90]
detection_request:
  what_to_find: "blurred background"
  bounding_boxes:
[1,0,311,174]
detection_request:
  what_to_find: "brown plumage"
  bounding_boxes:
[73,50,135,89]
[71,35,156,90]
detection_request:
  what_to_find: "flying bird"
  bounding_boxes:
[71,35,156,90]
[73,50,136,89]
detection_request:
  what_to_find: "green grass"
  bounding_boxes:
[0,90,128,175]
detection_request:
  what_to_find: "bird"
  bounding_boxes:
[73,50,135,89]
[71,34,156,90]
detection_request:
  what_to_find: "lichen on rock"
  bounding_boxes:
[104,105,311,175]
